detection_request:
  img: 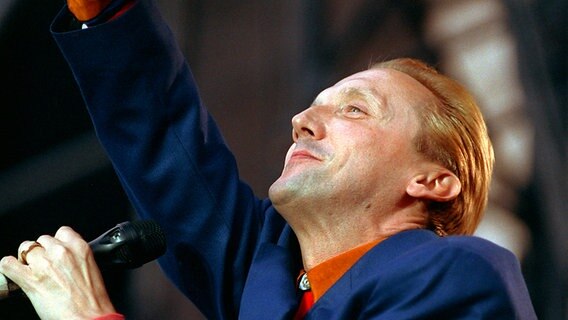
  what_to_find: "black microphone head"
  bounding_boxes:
[122,219,167,267]
[90,219,167,269]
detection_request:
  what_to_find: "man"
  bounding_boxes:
[0,0,536,319]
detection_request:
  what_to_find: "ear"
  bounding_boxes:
[406,169,461,202]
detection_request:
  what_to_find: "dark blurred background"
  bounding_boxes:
[0,0,565,319]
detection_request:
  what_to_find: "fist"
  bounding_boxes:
[0,227,116,319]
[67,0,113,21]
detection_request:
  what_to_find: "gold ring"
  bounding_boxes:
[21,241,43,265]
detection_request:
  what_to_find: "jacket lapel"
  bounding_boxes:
[239,243,301,319]
[306,229,438,318]
[239,225,303,319]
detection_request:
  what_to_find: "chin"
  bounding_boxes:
[268,177,306,209]
[268,179,289,206]
[269,175,324,211]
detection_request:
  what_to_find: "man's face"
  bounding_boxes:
[269,68,433,214]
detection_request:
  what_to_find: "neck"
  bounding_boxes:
[287,207,427,270]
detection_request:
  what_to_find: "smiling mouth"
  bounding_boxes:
[290,150,320,161]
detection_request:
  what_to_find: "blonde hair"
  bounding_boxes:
[372,58,494,236]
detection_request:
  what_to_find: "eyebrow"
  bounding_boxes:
[312,86,386,115]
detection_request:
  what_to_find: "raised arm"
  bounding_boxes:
[51,0,274,318]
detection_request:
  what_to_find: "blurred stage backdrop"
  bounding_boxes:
[0,0,565,319]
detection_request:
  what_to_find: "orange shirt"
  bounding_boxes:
[305,238,384,301]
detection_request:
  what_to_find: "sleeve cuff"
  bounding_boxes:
[93,313,125,320]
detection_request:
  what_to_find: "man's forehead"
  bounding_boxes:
[337,67,436,107]
[311,69,390,106]
[335,68,390,85]
[312,85,384,106]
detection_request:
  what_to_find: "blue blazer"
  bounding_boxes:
[51,0,536,319]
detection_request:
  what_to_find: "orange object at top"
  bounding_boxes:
[67,0,113,21]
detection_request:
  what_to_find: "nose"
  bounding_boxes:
[291,106,326,142]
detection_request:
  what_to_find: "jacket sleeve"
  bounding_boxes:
[50,1,272,318]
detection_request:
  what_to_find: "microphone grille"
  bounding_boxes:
[130,219,167,261]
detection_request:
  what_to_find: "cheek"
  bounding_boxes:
[346,129,410,172]
[332,131,380,172]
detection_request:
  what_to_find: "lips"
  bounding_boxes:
[290,149,320,161]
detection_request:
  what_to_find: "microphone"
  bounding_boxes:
[90,219,167,269]
[0,219,167,299]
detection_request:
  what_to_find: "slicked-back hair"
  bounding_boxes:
[372,58,494,236]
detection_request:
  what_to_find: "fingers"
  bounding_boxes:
[39,227,91,262]
[10,226,88,268]
[1,226,89,292]
[53,226,93,261]
[2,226,116,318]
[18,241,44,265]
[53,226,84,244]
[0,255,29,287]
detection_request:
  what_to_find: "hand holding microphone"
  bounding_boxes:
[0,220,166,319]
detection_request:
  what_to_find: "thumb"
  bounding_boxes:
[0,256,31,291]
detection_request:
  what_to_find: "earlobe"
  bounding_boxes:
[407,170,461,202]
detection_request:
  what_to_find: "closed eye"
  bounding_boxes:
[339,104,368,118]
[346,105,363,113]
